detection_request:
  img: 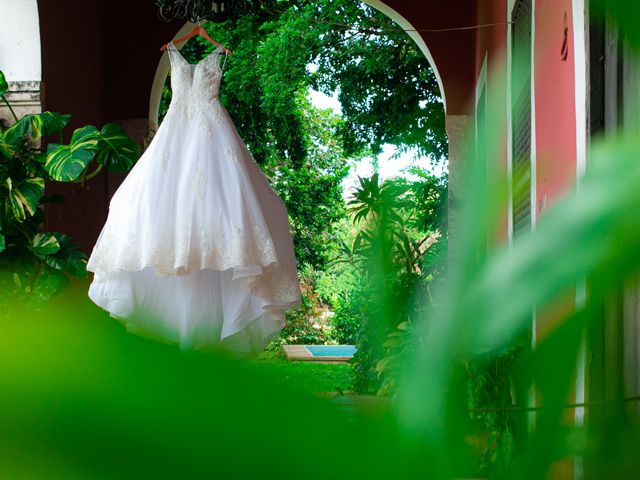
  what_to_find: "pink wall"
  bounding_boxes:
[472,0,579,239]
[534,0,577,216]
[532,3,579,422]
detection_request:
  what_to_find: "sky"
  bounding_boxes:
[307,89,447,199]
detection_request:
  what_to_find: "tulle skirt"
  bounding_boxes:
[87,102,300,353]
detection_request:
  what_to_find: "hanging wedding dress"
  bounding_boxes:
[87,43,300,353]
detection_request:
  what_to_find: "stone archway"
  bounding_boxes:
[144,3,465,256]
[363,0,448,113]
[364,0,473,262]
[146,2,456,150]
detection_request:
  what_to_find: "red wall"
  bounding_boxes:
[472,0,579,237]
[533,6,579,463]
[534,0,577,216]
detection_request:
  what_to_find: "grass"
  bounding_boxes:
[242,350,353,394]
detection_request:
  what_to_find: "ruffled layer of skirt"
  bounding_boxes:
[87,103,300,353]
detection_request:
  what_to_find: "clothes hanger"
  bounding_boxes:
[160,21,233,56]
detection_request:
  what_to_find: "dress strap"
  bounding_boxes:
[221,50,229,74]
[166,41,177,58]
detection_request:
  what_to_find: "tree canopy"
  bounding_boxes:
[174,0,446,164]
[165,0,448,269]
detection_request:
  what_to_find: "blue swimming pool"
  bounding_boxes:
[306,345,356,357]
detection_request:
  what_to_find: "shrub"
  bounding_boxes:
[275,268,334,346]
[329,289,365,345]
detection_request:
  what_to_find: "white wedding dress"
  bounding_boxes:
[87,43,300,353]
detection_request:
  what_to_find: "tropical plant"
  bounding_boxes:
[0,70,140,309]
[338,171,447,393]
[328,290,364,345]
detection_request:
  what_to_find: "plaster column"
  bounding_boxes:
[446,114,473,265]
[0,0,42,125]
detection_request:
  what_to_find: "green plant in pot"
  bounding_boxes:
[0,71,140,310]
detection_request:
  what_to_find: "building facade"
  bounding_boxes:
[1,2,637,477]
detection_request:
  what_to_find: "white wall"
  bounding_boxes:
[0,0,41,82]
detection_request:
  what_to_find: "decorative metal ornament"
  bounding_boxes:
[155,0,248,23]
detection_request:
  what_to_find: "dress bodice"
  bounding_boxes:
[167,42,226,108]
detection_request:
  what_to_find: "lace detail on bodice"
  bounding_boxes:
[166,42,226,113]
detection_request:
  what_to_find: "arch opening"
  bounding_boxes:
[143,3,450,396]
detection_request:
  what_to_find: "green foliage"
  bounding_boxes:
[0,71,8,95]
[0,70,140,308]
[306,2,446,160]
[4,176,44,221]
[263,96,350,268]
[277,269,334,346]
[165,0,447,268]
[29,232,61,256]
[45,125,101,181]
[329,291,364,345]
[338,171,447,393]
[463,354,519,477]
[93,124,141,173]
[45,124,139,181]
[4,112,71,147]
[242,350,353,394]
[205,0,446,161]
[375,320,414,397]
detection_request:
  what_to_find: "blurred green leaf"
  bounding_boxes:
[28,267,69,308]
[0,297,414,480]
[464,136,640,354]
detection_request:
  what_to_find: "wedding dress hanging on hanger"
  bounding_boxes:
[87,43,300,353]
